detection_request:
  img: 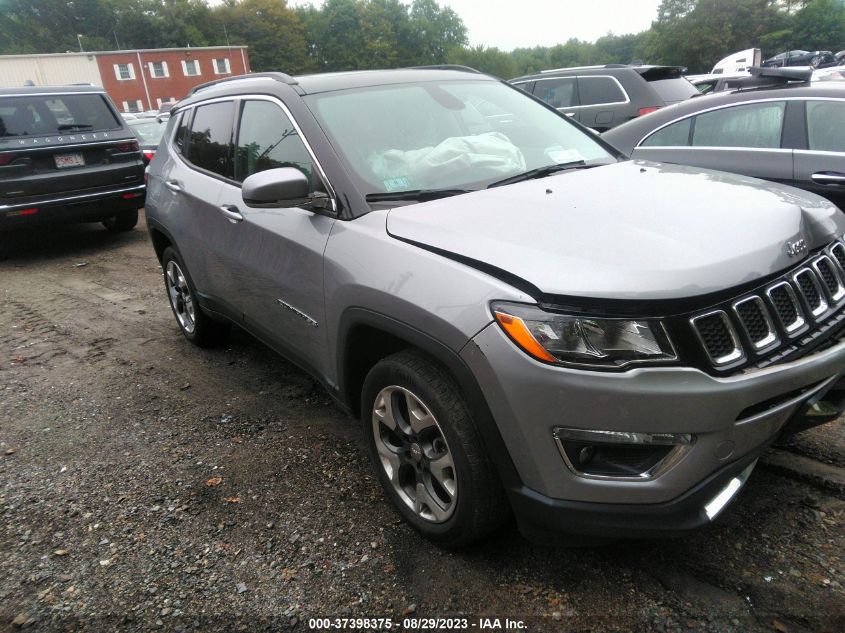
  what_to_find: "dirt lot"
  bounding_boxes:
[1,214,844,633]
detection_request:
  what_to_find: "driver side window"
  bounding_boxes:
[234,100,315,189]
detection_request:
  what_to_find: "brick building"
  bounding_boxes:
[0,46,250,112]
[97,46,250,112]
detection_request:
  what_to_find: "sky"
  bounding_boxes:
[289,0,663,51]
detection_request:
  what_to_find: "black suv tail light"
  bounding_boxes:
[0,152,18,166]
[115,140,140,152]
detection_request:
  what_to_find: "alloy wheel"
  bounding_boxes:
[371,385,457,523]
[165,260,196,334]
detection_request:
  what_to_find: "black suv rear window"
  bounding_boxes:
[0,93,121,138]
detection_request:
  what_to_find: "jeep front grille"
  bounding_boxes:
[689,240,845,370]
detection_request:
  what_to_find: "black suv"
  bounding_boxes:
[510,64,698,131]
[0,86,145,232]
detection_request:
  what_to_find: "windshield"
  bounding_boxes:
[649,78,699,103]
[304,80,614,196]
[129,119,167,145]
[0,93,121,138]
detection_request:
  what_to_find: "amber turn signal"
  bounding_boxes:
[493,310,557,363]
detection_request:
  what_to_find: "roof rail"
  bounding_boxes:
[539,64,608,73]
[409,64,482,74]
[748,66,813,82]
[188,71,298,96]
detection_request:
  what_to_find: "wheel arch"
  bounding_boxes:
[146,218,175,263]
[337,308,521,488]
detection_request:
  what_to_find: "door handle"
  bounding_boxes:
[164,180,182,192]
[219,204,243,223]
[811,172,845,185]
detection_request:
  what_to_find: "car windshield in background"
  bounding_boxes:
[648,78,700,103]
[128,119,167,145]
[0,93,121,138]
[304,80,615,196]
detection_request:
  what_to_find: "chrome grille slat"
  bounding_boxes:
[732,296,778,351]
[766,281,806,336]
[793,268,828,319]
[689,239,845,371]
[813,255,845,304]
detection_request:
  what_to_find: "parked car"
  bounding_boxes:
[145,69,845,546]
[762,50,836,68]
[127,117,167,165]
[510,64,698,131]
[836,50,845,65]
[0,85,145,232]
[602,75,845,209]
[688,72,750,94]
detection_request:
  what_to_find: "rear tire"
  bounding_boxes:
[362,350,508,547]
[161,246,230,347]
[102,208,139,233]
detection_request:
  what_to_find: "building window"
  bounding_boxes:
[213,58,231,75]
[156,97,175,108]
[149,61,169,78]
[181,59,201,77]
[122,100,144,113]
[114,63,135,81]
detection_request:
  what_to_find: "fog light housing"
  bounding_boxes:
[553,428,695,480]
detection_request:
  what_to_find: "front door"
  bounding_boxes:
[216,97,335,371]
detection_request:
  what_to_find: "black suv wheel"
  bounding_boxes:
[102,209,139,233]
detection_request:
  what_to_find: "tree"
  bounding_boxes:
[447,45,516,78]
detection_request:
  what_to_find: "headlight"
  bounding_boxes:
[491,302,677,368]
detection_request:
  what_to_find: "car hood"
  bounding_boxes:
[385,160,844,300]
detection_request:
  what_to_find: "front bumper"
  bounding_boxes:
[461,320,845,518]
[0,184,145,229]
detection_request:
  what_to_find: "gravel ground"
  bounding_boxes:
[1,215,844,633]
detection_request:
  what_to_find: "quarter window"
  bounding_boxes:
[185,101,235,178]
[234,100,314,187]
[806,100,845,153]
[578,76,626,106]
[533,77,578,109]
[692,102,785,148]
[641,118,692,147]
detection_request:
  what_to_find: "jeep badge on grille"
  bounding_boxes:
[786,238,808,258]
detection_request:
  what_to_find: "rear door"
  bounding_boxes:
[215,96,335,368]
[632,100,793,186]
[794,99,845,208]
[0,93,141,204]
[530,76,580,120]
[157,101,234,305]
[576,75,628,130]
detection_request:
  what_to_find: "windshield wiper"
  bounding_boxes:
[487,160,588,188]
[365,188,474,203]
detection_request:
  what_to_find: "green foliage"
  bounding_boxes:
[0,0,842,78]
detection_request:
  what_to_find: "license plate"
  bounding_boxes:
[54,152,85,169]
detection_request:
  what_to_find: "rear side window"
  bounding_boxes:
[692,102,785,148]
[533,78,578,108]
[806,100,845,152]
[234,100,314,187]
[641,118,692,147]
[0,93,120,137]
[185,101,235,178]
[577,77,626,106]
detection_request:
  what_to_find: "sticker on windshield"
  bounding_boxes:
[383,176,411,192]
[545,147,584,164]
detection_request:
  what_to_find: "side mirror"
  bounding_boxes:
[242,167,310,207]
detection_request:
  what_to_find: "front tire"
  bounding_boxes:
[102,208,139,233]
[161,246,229,347]
[362,350,508,547]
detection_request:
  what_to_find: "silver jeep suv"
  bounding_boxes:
[144,68,845,546]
